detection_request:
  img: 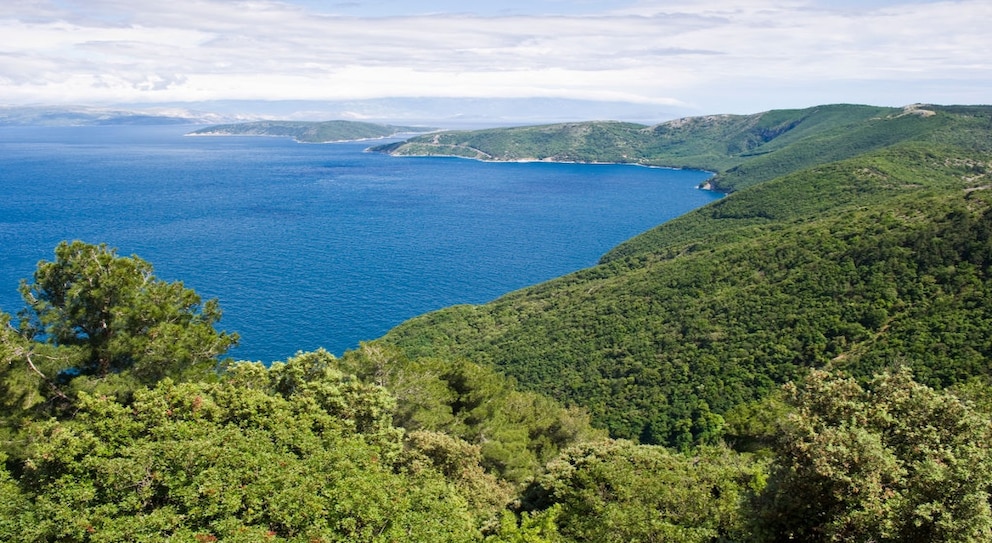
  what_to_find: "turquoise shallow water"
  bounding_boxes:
[0,125,719,362]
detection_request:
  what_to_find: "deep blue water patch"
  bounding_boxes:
[0,125,719,362]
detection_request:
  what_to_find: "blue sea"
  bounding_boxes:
[0,125,719,362]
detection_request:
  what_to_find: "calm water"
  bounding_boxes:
[0,125,719,362]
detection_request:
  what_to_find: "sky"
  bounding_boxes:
[1,0,990,121]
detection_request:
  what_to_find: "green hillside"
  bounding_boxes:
[372,103,991,191]
[380,105,992,445]
[187,120,429,143]
[371,120,649,163]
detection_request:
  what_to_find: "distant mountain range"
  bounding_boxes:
[0,105,257,126]
[123,97,689,126]
[0,97,686,128]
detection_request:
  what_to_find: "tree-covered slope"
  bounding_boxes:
[373,104,991,192]
[380,107,992,446]
[187,120,429,143]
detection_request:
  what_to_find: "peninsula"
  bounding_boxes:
[187,119,432,143]
[371,104,954,192]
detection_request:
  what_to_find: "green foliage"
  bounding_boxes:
[523,440,767,542]
[0,312,48,420]
[948,376,992,415]
[7,351,484,542]
[721,393,789,454]
[188,120,428,143]
[402,430,514,519]
[0,451,34,542]
[485,507,564,543]
[339,343,606,483]
[754,369,992,542]
[18,241,237,387]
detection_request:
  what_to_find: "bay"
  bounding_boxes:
[0,125,720,362]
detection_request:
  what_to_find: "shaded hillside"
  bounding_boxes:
[373,104,990,191]
[379,106,992,446]
[187,120,429,143]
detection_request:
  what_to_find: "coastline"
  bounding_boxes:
[184,131,419,144]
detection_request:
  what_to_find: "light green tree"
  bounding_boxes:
[755,369,992,542]
[523,439,765,542]
[485,506,564,543]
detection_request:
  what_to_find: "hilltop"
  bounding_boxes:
[187,119,432,143]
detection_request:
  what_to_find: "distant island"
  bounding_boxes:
[187,120,433,143]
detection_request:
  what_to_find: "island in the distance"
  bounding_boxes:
[186,120,433,143]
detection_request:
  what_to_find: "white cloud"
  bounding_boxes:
[0,0,988,114]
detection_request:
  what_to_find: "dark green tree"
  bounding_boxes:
[755,369,992,542]
[0,451,34,542]
[18,241,237,384]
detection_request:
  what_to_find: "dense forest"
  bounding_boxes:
[3,103,992,541]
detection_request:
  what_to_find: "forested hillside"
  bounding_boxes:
[381,106,992,446]
[372,104,991,191]
[3,104,992,541]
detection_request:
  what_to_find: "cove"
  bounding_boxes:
[0,125,720,362]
